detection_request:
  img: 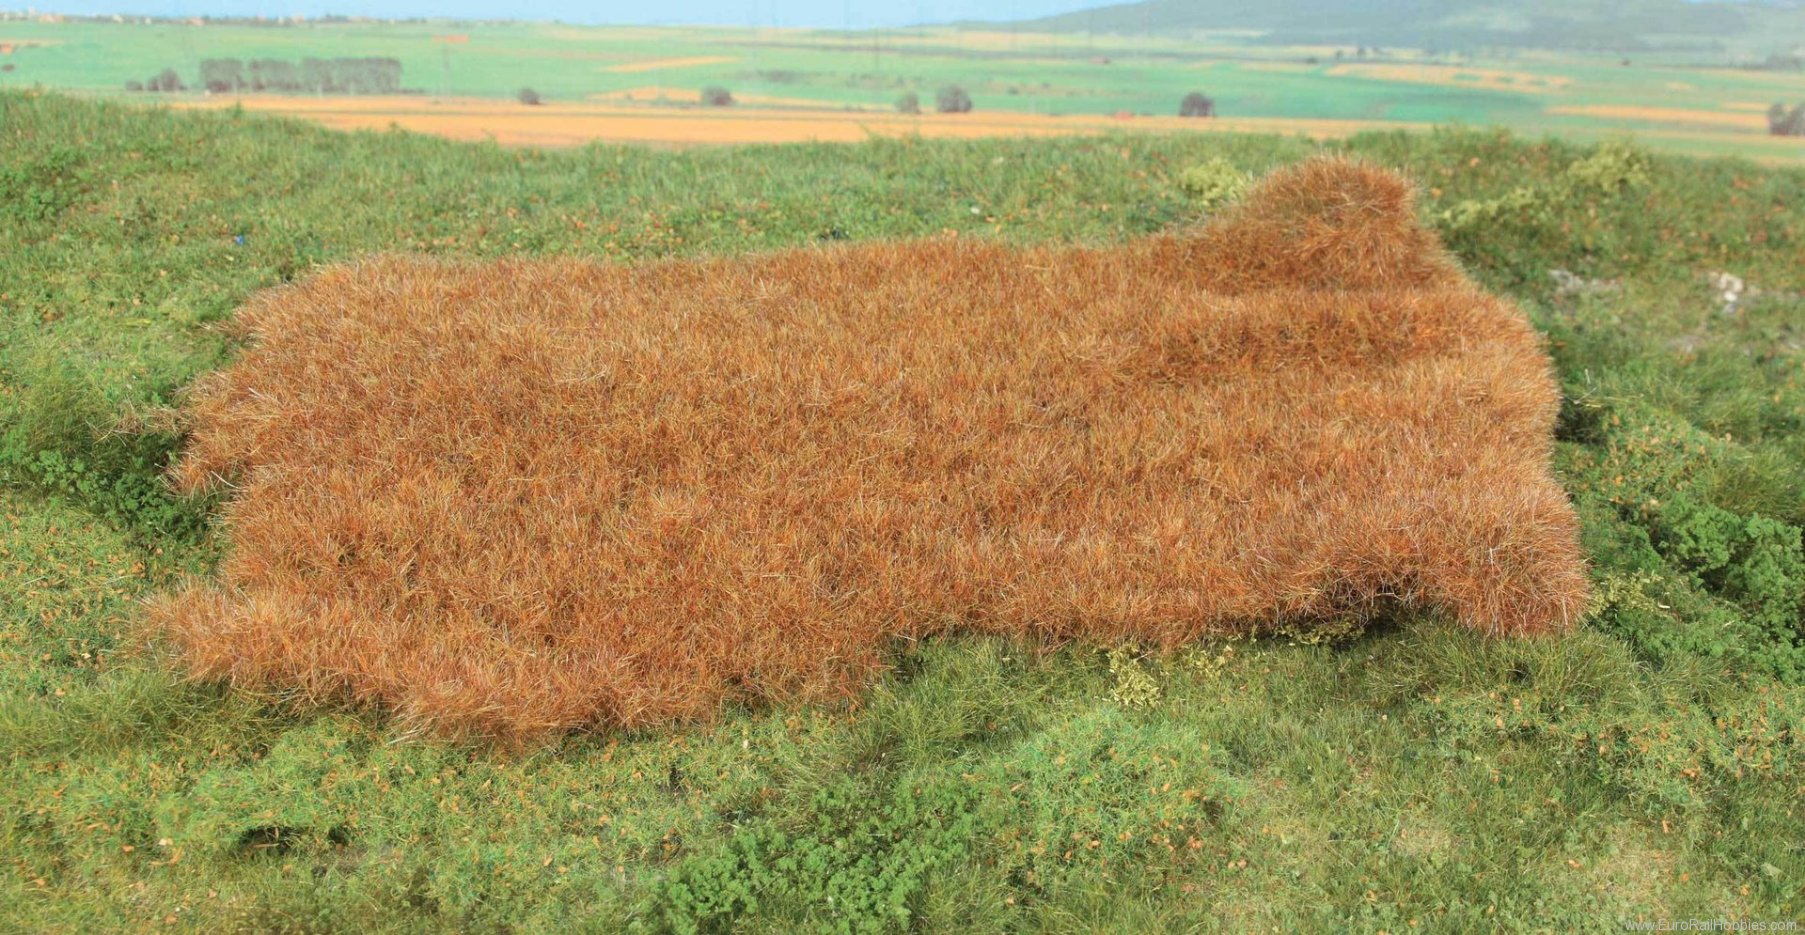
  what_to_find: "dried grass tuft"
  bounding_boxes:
[146,157,1589,741]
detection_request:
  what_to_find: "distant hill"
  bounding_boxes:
[1010,0,1805,55]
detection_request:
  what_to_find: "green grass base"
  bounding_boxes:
[1,90,1801,931]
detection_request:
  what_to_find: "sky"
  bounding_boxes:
[18,0,1107,28]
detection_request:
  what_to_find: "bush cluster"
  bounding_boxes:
[1437,140,1651,235]
[1175,156,1249,210]
[0,364,208,543]
[1768,102,1804,137]
[1179,91,1215,117]
[1576,407,1805,683]
[1419,135,1660,289]
[655,777,979,933]
[935,85,971,114]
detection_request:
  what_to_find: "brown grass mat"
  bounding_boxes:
[148,158,1589,740]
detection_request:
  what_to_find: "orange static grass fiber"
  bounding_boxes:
[148,158,1589,742]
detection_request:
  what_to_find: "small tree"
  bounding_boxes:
[250,59,301,92]
[1179,92,1215,118]
[517,87,542,106]
[701,86,734,107]
[146,68,186,93]
[895,91,920,114]
[935,84,972,114]
[124,79,144,92]
[200,58,245,94]
[1769,102,1805,137]
[1768,104,1797,138]
[300,58,332,94]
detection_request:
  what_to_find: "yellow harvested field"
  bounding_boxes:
[604,55,737,74]
[167,95,1427,147]
[1723,101,1780,112]
[1239,61,1316,73]
[1545,104,1768,131]
[1326,63,1571,93]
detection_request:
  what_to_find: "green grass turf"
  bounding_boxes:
[1,89,1802,932]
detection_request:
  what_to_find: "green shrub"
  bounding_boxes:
[0,362,208,543]
[1435,141,1650,237]
[1564,139,1653,194]
[1575,429,1805,681]
[1174,156,1249,210]
[654,776,979,934]
[1654,498,1804,668]
[1724,515,1805,677]
[1419,133,1668,291]
[1655,495,1745,576]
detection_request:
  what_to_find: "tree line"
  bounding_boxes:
[891,87,1215,117]
[126,57,405,95]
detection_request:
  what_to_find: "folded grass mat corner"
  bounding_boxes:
[147,157,1590,741]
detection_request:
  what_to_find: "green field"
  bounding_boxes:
[0,17,1802,159]
[3,89,1805,931]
